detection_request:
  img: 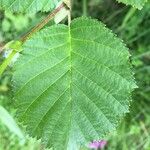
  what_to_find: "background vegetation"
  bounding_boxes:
[0,0,150,149]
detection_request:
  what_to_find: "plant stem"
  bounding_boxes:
[0,50,17,75]
[0,3,66,76]
[117,7,136,31]
[68,12,71,26]
[83,0,87,16]
[21,3,65,42]
[127,28,150,44]
[0,3,65,53]
[68,0,71,26]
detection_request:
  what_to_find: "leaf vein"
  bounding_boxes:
[73,83,115,129]
[72,67,127,110]
[32,87,70,133]
[15,56,69,96]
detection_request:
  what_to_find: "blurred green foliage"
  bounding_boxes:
[0,0,150,149]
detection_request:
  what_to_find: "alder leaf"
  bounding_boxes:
[12,17,137,149]
[116,0,147,9]
[0,0,61,13]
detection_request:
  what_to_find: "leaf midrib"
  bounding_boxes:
[66,25,73,149]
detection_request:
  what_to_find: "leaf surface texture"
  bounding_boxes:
[0,0,60,13]
[13,17,137,149]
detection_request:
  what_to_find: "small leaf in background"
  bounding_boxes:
[0,0,61,13]
[116,0,147,10]
[0,105,25,144]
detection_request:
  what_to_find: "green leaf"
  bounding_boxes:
[0,105,25,142]
[116,0,147,10]
[12,17,137,149]
[0,0,61,13]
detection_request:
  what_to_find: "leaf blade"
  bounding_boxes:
[0,0,61,13]
[13,17,137,149]
[116,0,147,9]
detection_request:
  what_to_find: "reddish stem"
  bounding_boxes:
[20,3,65,42]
